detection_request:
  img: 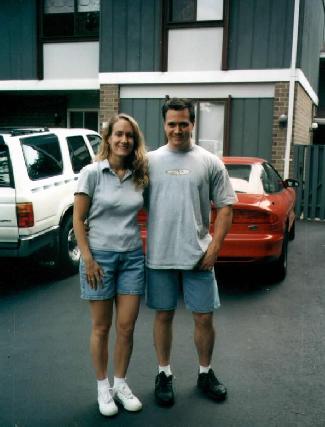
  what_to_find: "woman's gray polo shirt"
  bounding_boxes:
[76,160,144,252]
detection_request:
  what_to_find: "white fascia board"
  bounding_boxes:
[0,79,99,91]
[295,69,318,105]
[99,69,292,84]
[120,83,275,99]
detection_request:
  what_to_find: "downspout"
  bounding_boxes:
[284,0,300,179]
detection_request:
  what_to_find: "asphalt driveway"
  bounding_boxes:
[0,220,324,427]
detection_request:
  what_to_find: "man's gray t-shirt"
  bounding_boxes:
[146,144,237,269]
[76,160,143,252]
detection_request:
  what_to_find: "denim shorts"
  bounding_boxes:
[146,268,220,313]
[80,247,145,300]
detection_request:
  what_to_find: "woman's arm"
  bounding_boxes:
[73,194,103,288]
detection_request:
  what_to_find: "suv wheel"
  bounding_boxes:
[58,215,80,275]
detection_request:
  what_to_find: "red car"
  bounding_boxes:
[214,157,299,280]
[138,157,298,281]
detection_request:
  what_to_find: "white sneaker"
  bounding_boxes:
[98,387,118,416]
[113,382,142,412]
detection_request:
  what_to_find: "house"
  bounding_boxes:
[1,0,324,178]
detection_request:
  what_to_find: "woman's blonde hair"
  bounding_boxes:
[96,113,149,189]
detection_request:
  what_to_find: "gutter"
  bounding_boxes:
[284,0,300,179]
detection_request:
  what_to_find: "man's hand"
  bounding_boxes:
[196,244,219,271]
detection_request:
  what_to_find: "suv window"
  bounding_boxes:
[0,146,12,187]
[67,135,92,173]
[21,134,63,180]
[86,134,101,154]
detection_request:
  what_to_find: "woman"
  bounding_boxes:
[73,114,148,416]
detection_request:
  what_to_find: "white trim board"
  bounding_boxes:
[120,83,275,99]
[100,68,318,105]
[0,79,99,91]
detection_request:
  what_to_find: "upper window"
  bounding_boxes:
[42,0,100,41]
[67,135,92,173]
[170,0,223,23]
[21,134,63,180]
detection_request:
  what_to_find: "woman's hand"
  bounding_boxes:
[84,256,104,289]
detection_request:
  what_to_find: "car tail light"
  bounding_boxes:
[16,203,34,228]
[232,208,278,224]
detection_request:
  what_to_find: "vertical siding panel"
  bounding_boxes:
[243,99,258,155]
[112,0,127,71]
[229,100,245,155]
[228,0,293,69]
[258,99,273,160]
[303,146,311,219]
[320,146,325,220]
[127,0,141,71]
[141,0,155,70]
[100,0,113,72]
[310,146,319,218]
[145,99,161,150]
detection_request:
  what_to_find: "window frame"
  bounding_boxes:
[67,109,99,132]
[160,0,230,71]
[192,97,231,156]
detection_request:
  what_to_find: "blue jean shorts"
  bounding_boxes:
[146,268,220,313]
[80,247,145,300]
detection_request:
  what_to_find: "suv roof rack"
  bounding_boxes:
[0,127,50,136]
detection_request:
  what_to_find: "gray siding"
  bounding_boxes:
[297,0,325,93]
[230,99,273,160]
[100,0,161,72]
[228,0,294,69]
[0,1,38,79]
[120,98,165,150]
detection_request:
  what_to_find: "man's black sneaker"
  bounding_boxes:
[197,369,227,401]
[155,372,175,406]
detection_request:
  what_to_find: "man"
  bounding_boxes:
[146,97,237,406]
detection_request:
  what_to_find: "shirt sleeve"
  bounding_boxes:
[209,159,238,207]
[75,164,97,198]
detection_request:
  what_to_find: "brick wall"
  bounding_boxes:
[272,82,314,177]
[99,84,120,132]
[272,82,289,176]
[293,83,313,145]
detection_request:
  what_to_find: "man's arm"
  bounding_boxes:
[198,205,233,271]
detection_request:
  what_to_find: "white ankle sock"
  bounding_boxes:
[113,376,127,389]
[97,377,110,391]
[159,365,172,376]
[199,365,211,374]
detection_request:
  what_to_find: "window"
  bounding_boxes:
[0,146,12,187]
[170,0,223,23]
[162,0,228,71]
[86,134,101,154]
[42,0,100,40]
[193,100,227,157]
[261,163,284,194]
[67,136,92,173]
[21,134,63,180]
[68,110,99,132]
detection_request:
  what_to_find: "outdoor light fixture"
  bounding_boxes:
[278,114,288,127]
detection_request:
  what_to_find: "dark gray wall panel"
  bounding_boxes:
[100,0,161,72]
[120,98,165,150]
[230,98,273,160]
[297,0,324,93]
[0,1,37,79]
[228,0,294,69]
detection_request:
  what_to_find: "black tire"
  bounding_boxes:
[271,230,288,282]
[288,220,295,241]
[58,215,80,275]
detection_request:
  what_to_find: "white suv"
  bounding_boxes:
[0,127,101,275]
